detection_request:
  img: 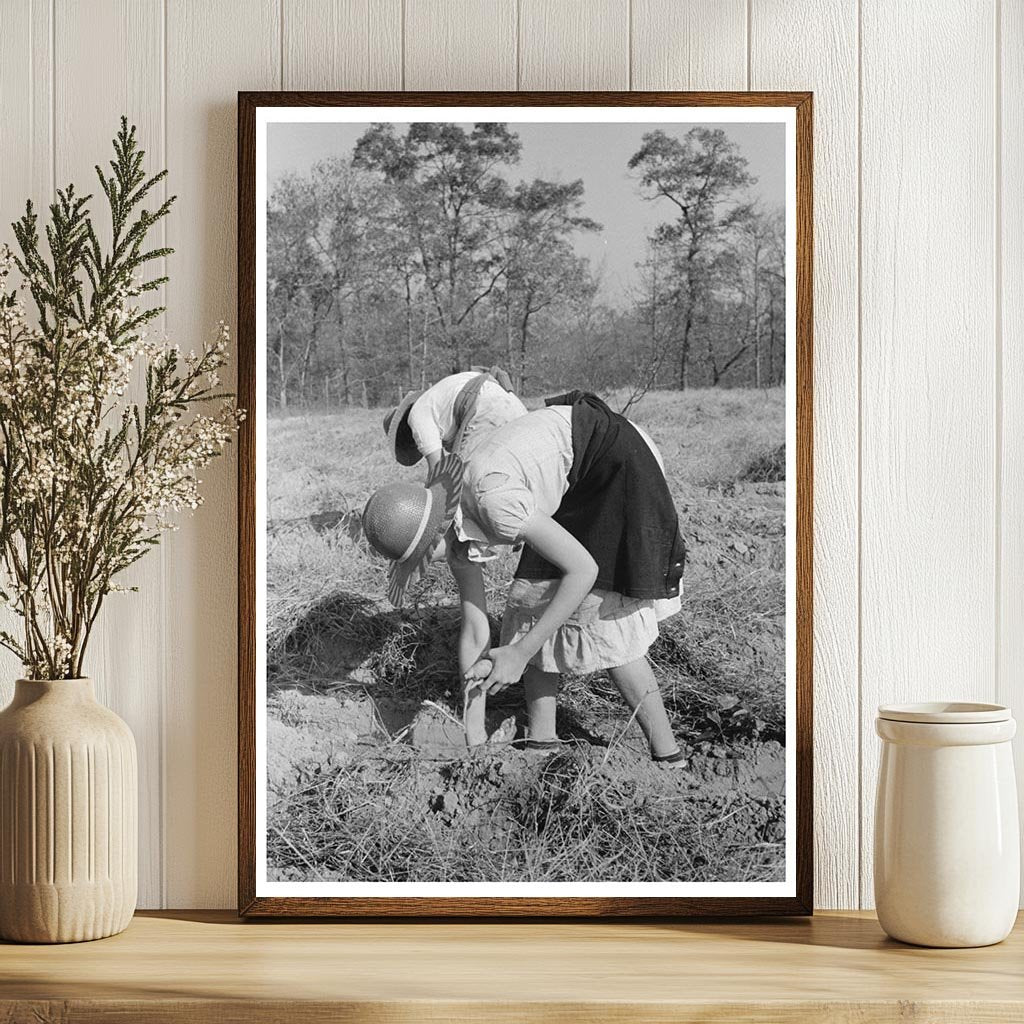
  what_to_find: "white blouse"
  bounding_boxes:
[407,372,526,458]
[452,405,663,563]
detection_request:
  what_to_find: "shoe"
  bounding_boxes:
[518,738,563,753]
[652,748,688,766]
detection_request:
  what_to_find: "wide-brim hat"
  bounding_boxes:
[382,389,425,467]
[362,452,464,607]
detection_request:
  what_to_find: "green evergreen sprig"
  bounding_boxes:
[0,118,240,679]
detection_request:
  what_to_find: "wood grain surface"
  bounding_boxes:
[631,0,747,91]
[283,0,403,91]
[2,910,1024,1023]
[518,0,629,90]
[404,0,517,90]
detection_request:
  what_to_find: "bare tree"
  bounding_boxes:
[629,127,755,389]
[622,240,676,414]
[353,123,521,371]
[496,180,599,391]
[267,173,322,408]
[266,122,782,409]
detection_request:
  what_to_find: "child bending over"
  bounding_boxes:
[383,368,527,473]
[364,392,687,765]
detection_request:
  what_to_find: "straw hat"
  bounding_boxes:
[362,452,464,607]
[382,389,425,466]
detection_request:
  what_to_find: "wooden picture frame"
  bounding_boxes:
[238,91,813,917]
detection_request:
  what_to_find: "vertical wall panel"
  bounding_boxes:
[0,2,29,709]
[164,0,280,908]
[859,0,997,907]
[519,0,629,90]
[631,0,746,90]
[0,1,53,702]
[52,0,166,910]
[404,0,516,89]
[1000,0,1024,899]
[0,0,51,219]
[750,0,860,911]
[283,0,402,90]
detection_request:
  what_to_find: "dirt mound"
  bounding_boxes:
[739,443,786,483]
[268,690,389,801]
[407,703,469,756]
[267,689,520,801]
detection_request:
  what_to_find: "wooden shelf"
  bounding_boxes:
[2,910,1022,1022]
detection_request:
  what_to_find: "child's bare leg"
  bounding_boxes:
[524,666,560,741]
[608,657,680,758]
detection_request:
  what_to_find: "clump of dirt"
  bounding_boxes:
[408,704,468,756]
[266,691,373,805]
[267,688,521,804]
[739,443,786,482]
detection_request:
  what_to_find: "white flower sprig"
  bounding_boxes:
[0,119,241,679]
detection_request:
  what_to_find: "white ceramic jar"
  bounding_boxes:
[874,702,1019,947]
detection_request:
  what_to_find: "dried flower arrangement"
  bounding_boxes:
[0,118,241,679]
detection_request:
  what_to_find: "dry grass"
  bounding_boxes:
[265,388,787,883]
[268,743,784,884]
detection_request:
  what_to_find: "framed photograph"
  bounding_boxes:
[238,91,812,917]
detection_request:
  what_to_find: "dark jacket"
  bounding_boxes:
[514,392,686,600]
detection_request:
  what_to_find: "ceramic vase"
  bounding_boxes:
[0,678,137,943]
[874,701,1019,948]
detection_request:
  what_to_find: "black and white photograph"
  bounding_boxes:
[245,100,806,909]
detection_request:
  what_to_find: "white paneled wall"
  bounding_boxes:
[859,0,1000,909]
[751,0,860,912]
[0,0,1017,910]
[1005,0,1024,887]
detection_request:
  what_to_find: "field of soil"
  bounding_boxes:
[266,388,787,884]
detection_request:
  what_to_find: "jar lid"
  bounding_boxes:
[877,702,1011,724]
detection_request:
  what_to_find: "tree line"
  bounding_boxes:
[267,122,785,410]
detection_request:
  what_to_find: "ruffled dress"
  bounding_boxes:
[452,405,681,675]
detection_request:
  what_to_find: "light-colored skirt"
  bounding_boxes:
[499,578,682,675]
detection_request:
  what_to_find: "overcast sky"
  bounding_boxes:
[268,120,786,299]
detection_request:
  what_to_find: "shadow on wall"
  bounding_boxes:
[162,98,246,904]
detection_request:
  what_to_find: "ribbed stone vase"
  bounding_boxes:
[0,678,137,943]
